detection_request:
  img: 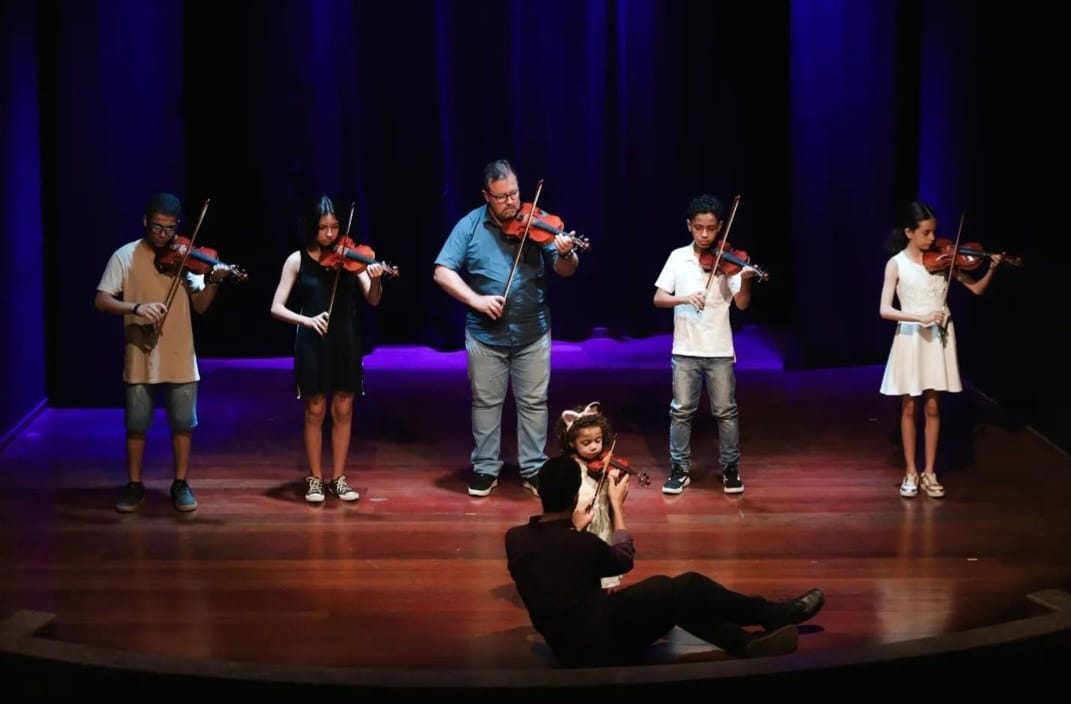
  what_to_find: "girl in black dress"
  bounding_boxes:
[270,195,385,503]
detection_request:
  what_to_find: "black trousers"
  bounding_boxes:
[557,572,778,666]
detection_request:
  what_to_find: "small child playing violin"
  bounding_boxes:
[555,401,627,590]
[879,201,1003,499]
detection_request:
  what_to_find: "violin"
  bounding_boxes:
[922,237,1022,273]
[154,235,248,281]
[320,236,400,277]
[699,241,768,281]
[588,452,651,487]
[500,202,591,252]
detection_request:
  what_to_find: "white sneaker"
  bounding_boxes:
[305,476,325,503]
[899,474,919,498]
[920,473,945,498]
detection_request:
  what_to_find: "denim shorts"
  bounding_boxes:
[124,382,199,434]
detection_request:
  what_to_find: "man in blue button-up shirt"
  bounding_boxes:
[434,159,580,497]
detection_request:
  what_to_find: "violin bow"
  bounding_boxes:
[156,198,212,335]
[937,211,966,340]
[586,436,618,513]
[325,201,357,323]
[502,178,544,300]
[699,194,741,315]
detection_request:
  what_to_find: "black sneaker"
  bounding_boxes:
[327,475,360,502]
[115,481,145,513]
[722,465,744,494]
[468,473,498,497]
[170,480,198,512]
[661,464,691,495]
[522,475,540,497]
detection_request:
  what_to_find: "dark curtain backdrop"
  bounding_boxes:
[1,1,1066,450]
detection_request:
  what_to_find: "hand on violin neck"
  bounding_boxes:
[608,473,630,508]
[553,233,576,256]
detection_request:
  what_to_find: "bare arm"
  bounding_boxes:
[733,272,754,310]
[607,472,630,532]
[270,251,330,335]
[189,272,222,315]
[551,234,579,277]
[433,264,506,321]
[955,256,1002,296]
[357,264,384,306]
[654,284,711,313]
[94,290,140,317]
[879,257,944,325]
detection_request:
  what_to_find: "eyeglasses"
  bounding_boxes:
[148,223,178,235]
[485,189,520,203]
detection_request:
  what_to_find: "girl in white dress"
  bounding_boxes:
[879,201,1003,498]
[554,402,625,590]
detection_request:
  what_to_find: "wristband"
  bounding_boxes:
[132,303,141,315]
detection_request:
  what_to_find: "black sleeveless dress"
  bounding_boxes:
[294,249,364,398]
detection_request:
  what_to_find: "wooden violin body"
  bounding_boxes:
[699,241,768,281]
[923,238,1021,272]
[155,235,248,281]
[320,237,400,277]
[501,202,591,252]
[588,453,651,486]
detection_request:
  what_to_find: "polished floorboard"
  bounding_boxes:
[2,333,1070,679]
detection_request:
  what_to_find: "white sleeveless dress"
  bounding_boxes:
[879,250,962,396]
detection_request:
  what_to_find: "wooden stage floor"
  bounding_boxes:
[2,334,1070,689]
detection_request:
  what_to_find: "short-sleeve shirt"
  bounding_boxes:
[435,205,561,348]
[653,245,742,358]
[96,238,203,384]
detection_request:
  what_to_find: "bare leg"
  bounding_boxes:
[329,392,354,480]
[126,433,146,482]
[304,395,327,479]
[172,431,191,480]
[900,395,919,477]
[922,390,940,475]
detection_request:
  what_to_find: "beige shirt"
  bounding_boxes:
[97,239,203,384]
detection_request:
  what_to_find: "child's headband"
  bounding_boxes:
[561,401,601,431]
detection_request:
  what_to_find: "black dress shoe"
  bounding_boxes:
[785,588,825,624]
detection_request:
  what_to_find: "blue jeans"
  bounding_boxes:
[465,331,550,478]
[124,382,199,434]
[669,355,739,471]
